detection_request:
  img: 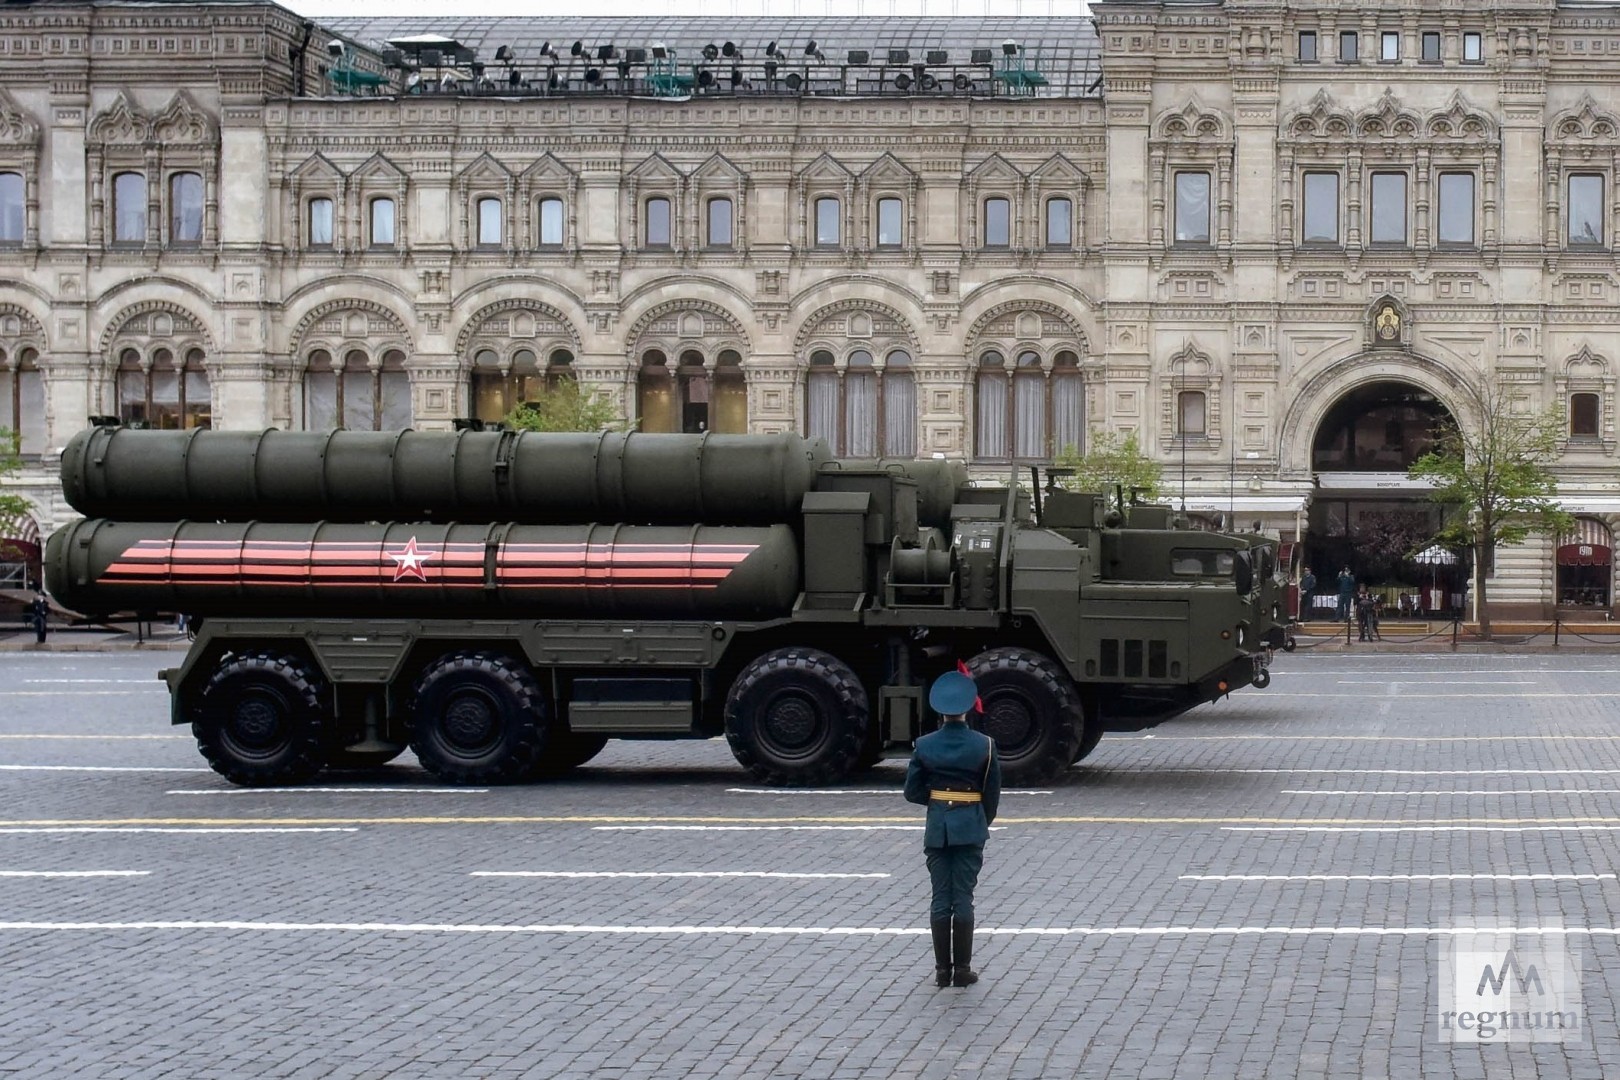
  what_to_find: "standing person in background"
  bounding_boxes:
[1299,567,1317,621]
[904,670,1001,989]
[1337,566,1356,621]
[29,592,47,644]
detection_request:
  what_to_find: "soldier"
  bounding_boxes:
[904,669,1001,988]
[30,592,47,644]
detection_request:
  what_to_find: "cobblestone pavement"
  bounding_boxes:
[1,652,1618,1078]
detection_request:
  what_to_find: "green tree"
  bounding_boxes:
[0,428,30,522]
[502,378,624,433]
[1408,379,1573,638]
[1054,429,1162,501]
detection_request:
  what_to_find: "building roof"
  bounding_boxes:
[320,16,1103,99]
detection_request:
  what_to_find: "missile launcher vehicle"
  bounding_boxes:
[47,426,1281,788]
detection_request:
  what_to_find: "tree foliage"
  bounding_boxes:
[0,428,30,522]
[501,378,624,434]
[1055,429,1162,500]
[1407,378,1573,637]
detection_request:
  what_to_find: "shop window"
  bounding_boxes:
[1052,351,1083,456]
[116,346,210,430]
[1557,518,1612,608]
[806,349,837,444]
[0,346,44,454]
[305,348,408,431]
[637,350,678,433]
[883,350,916,457]
[712,350,748,435]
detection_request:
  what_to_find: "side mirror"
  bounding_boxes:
[1234,551,1254,596]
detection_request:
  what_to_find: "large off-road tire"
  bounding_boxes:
[724,647,869,786]
[326,745,407,770]
[529,732,610,778]
[966,647,1083,785]
[1072,717,1105,764]
[409,652,550,784]
[191,652,328,787]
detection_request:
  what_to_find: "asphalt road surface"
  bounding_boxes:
[1,651,1618,1078]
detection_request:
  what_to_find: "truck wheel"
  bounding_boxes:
[192,652,328,787]
[409,652,550,784]
[530,732,610,778]
[724,648,868,787]
[966,647,1082,785]
[1072,718,1104,764]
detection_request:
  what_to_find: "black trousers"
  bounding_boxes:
[925,844,984,922]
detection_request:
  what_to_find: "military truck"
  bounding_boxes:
[46,426,1279,788]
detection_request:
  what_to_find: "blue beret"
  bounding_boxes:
[929,671,979,716]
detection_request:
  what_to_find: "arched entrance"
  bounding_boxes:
[1304,380,1465,619]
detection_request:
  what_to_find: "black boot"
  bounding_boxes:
[931,917,953,987]
[951,918,978,986]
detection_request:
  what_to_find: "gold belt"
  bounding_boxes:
[930,790,981,804]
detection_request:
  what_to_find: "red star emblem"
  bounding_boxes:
[387,536,432,582]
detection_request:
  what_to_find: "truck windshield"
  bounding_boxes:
[1171,548,1235,577]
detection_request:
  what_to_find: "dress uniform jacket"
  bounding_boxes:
[903,724,1001,848]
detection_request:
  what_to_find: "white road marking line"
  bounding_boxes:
[0,921,1617,938]
[724,788,1053,796]
[1137,734,1620,740]
[1282,789,1620,796]
[20,679,162,684]
[1275,668,1620,675]
[0,735,189,741]
[165,788,486,796]
[0,835,354,841]
[1165,768,1620,776]
[1180,874,1617,882]
[1224,825,1620,834]
[470,871,891,879]
[0,765,211,773]
[0,870,152,878]
[1233,693,1620,699]
[1334,680,1537,685]
[592,825,925,832]
[0,690,169,696]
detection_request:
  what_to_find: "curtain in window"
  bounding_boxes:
[976,374,1008,458]
[1046,198,1071,246]
[1174,174,1210,243]
[17,369,44,454]
[884,372,916,457]
[1013,374,1046,459]
[807,370,839,447]
[117,369,147,425]
[171,173,203,243]
[0,173,22,242]
[304,372,337,431]
[342,370,373,430]
[1052,374,1083,456]
[540,199,564,245]
[151,368,181,430]
[380,371,413,429]
[371,199,395,245]
[844,371,877,458]
[308,198,334,246]
[114,174,146,242]
[184,370,211,429]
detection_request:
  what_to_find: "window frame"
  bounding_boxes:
[1421,31,1442,63]
[1298,30,1318,62]
[1380,31,1400,63]
[814,196,841,247]
[982,196,1011,248]
[706,195,734,249]
[1301,170,1341,246]
[113,171,148,245]
[1436,172,1477,247]
[476,195,504,248]
[1172,170,1213,246]
[1571,392,1602,438]
[1368,171,1409,246]
[167,171,204,247]
[0,171,20,245]
[537,196,565,248]
[1462,32,1484,64]
[368,196,396,249]
[875,196,903,249]
[306,195,335,249]
[1045,196,1073,249]
[1567,173,1606,248]
[1338,30,1359,63]
[1177,389,1208,438]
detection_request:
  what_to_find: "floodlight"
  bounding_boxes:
[722,41,738,57]
[495,45,513,61]
[953,72,971,90]
[729,67,743,86]
[584,66,601,84]
[381,48,403,66]
[539,41,552,56]
[508,67,522,86]
[926,50,948,65]
[651,41,668,58]
[570,41,584,56]
[548,72,563,89]
[1002,40,1019,56]
[784,72,803,90]
[894,72,912,90]
[326,40,345,57]
[888,48,909,64]
[625,47,647,63]
[970,47,992,64]
[803,39,818,55]
[702,43,719,60]
[471,60,485,76]
[421,48,442,66]
[456,47,475,64]
[847,49,869,65]
[920,72,938,91]
[766,40,778,56]
[597,44,615,61]
[696,68,714,87]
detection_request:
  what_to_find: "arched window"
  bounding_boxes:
[883,349,916,457]
[645,197,671,247]
[0,346,44,454]
[712,349,747,434]
[546,348,574,388]
[844,350,877,457]
[0,172,22,243]
[476,197,502,246]
[470,348,544,423]
[113,172,147,243]
[1178,390,1207,437]
[1051,350,1083,456]
[1045,197,1072,248]
[814,197,840,246]
[169,172,204,245]
[538,197,565,247]
[118,346,207,430]
[806,350,838,445]
[304,348,409,431]
[638,350,678,433]
[706,197,733,248]
[370,197,396,247]
[983,197,1011,248]
[975,351,1009,459]
[1572,392,1601,437]
[876,197,903,247]
[1012,351,1046,459]
[307,196,334,247]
